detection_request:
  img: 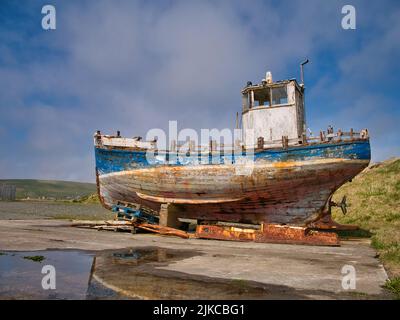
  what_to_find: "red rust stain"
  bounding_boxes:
[196,224,339,246]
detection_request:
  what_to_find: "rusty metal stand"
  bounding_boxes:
[74,220,339,245]
[74,200,345,246]
[196,223,339,246]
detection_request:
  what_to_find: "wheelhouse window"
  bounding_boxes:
[243,84,289,111]
[254,89,270,107]
[271,86,288,105]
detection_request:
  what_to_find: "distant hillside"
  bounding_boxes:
[0,179,96,200]
[333,158,400,280]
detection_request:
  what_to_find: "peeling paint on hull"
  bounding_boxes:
[95,140,370,226]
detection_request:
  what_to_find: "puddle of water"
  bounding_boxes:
[0,250,91,299]
[0,250,108,299]
[0,247,198,300]
[0,247,306,300]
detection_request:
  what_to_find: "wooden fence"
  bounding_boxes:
[0,184,16,201]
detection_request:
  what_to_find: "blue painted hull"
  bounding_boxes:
[95,140,370,175]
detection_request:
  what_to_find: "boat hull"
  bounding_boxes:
[95,140,370,225]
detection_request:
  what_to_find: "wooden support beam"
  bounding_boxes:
[159,203,182,229]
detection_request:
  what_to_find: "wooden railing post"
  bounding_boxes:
[257,137,264,150]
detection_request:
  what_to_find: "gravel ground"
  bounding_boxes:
[0,200,111,220]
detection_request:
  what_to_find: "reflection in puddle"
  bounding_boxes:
[0,247,285,300]
[91,247,283,299]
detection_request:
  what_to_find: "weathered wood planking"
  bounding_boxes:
[95,140,370,226]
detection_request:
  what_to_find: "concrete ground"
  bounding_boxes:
[0,219,390,299]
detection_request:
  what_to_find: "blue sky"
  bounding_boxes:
[0,0,399,182]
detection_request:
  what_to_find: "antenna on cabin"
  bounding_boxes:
[300,59,309,138]
[300,59,309,86]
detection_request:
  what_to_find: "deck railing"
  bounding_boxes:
[95,128,369,153]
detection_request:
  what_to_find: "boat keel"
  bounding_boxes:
[309,214,359,231]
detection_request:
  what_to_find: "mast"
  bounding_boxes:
[300,59,309,136]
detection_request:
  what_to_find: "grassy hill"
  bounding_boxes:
[332,158,400,296]
[0,179,96,200]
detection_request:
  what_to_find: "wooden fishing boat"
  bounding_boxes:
[94,68,370,227]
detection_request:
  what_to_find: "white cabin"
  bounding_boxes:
[241,73,306,148]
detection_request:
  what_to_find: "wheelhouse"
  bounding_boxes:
[241,73,306,148]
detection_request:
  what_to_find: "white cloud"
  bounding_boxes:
[0,0,399,181]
